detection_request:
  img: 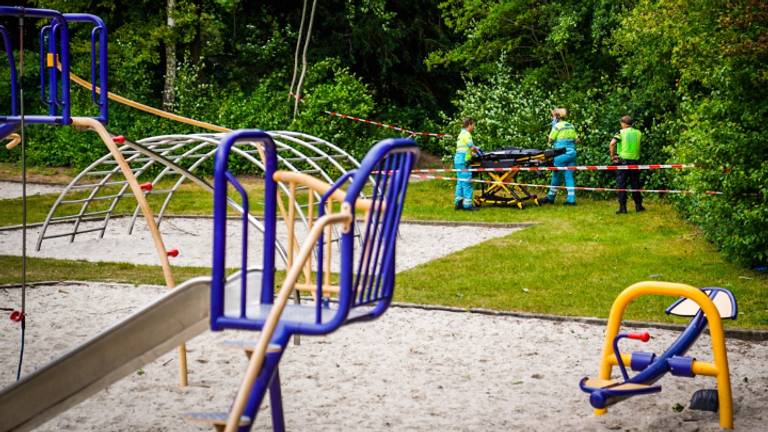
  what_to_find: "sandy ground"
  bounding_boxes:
[0,217,521,273]
[0,181,65,200]
[0,281,766,431]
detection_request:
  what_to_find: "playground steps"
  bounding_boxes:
[182,412,252,431]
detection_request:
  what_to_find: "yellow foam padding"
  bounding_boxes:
[46,53,62,68]
[611,382,656,391]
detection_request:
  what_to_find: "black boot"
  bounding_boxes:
[636,204,646,212]
[616,203,627,214]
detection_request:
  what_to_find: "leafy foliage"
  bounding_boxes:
[0,0,765,266]
[613,0,768,266]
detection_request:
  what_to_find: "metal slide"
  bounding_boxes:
[0,276,212,432]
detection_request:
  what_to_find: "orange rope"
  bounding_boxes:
[66,67,274,169]
[66,69,231,133]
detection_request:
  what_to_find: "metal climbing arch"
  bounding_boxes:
[36,131,367,266]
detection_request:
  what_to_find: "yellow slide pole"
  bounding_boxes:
[72,117,189,387]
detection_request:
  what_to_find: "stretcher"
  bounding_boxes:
[470,147,565,208]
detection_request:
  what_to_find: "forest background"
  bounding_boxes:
[0,0,766,268]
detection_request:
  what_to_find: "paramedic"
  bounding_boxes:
[541,108,578,205]
[454,118,480,210]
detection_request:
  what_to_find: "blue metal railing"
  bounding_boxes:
[210,130,279,331]
[0,6,108,127]
[209,131,418,334]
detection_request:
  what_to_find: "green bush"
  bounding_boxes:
[613,0,768,266]
[671,100,768,267]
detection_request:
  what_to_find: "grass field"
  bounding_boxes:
[1,166,766,328]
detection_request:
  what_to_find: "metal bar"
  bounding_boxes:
[49,209,111,222]
[58,193,123,204]
[168,153,212,160]
[88,168,143,176]
[128,140,215,232]
[68,180,127,190]
[40,226,105,239]
[153,144,219,229]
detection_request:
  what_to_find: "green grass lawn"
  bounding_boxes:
[1,174,766,328]
[398,182,768,329]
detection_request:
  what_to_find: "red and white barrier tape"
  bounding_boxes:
[410,163,694,174]
[410,174,723,195]
[324,111,450,138]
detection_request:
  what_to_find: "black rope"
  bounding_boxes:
[16,13,27,382]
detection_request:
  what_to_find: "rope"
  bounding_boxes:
[324,110,451,138]
[66,68,230,132]
[293,0,318,119]
[288,0,308,102]
[404,163,695,174]
[17,14,27,382]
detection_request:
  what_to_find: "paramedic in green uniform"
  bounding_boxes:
[454,118,480,210]
[542,108,578,205]
[610,115,646,214]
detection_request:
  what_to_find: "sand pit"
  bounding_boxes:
[0,217,521,272]
[1,281,766,431]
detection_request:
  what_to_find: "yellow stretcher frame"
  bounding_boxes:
[471,150,554,209]
[472,170,539,209]
[593,281,733,429]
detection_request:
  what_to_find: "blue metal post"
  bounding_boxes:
[225,171,250,318]
[211,130,277,330]
[0,25,18,115]
[63,13,108,124]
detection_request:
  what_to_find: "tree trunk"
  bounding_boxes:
[163,0,177,111]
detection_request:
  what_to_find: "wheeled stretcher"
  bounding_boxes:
[470,147,565,208]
